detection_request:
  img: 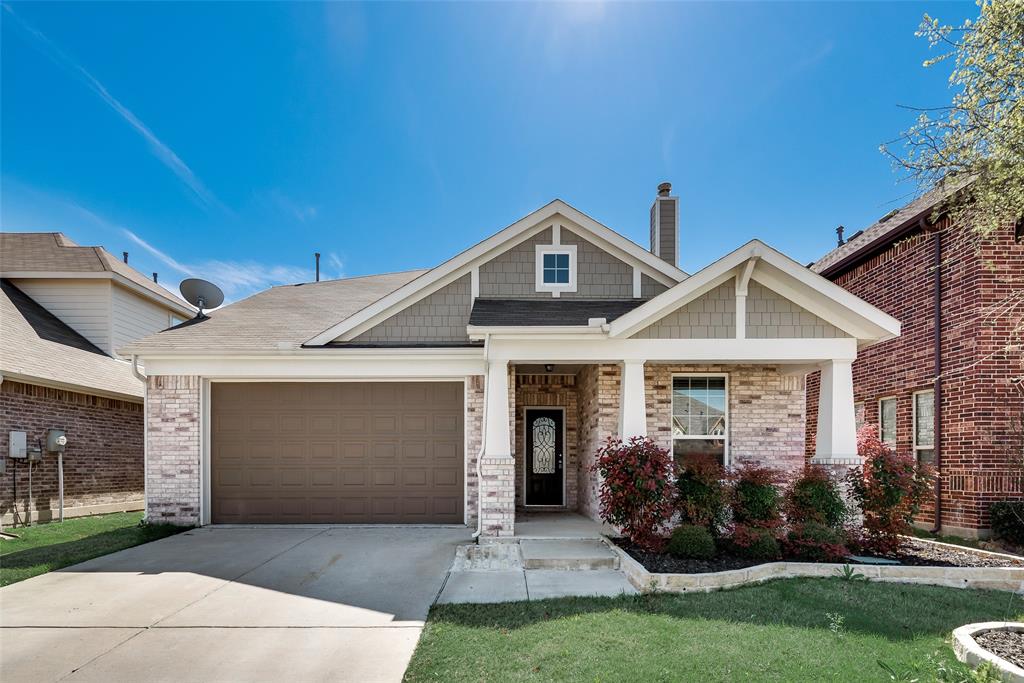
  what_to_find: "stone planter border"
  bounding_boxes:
[952,622,1024,683]
[605,542,1024,594]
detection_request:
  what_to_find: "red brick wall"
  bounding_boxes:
[807,220,1024,534]
[1,380,144,523]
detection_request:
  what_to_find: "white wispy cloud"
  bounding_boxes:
[268,189,318,222]
[327,252,345,279]
[122,228,312,302]
[2,3,225,212]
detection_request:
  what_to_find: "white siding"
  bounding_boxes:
[12,279,113,353]
[111,284,175,357]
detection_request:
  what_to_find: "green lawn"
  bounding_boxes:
[406,578,1022,682]
[0,511,187,586]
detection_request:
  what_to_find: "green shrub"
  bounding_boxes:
[732,464,783,527]
[676,456,728,533]
[730,524,781,560]
[990,501,1024,546]
[667,524,717,560]
[785,466,847,529]
[785,522,849,562]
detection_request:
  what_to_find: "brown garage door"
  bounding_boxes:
[211,382,464,524]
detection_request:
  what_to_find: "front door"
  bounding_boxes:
[524,408,564,506]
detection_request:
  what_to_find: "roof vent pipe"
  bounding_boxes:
[152,272,158,283]
[315,252,321,282]
[123,251,129,264]
[836,225,845,247]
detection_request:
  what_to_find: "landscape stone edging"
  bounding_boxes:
[604,541,1024,594]
[952,622,1024,682]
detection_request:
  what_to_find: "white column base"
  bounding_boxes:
[619,359,647,439]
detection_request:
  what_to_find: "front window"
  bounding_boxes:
[879,397,897,447]
[913,390,935,464]
[542,252,570,284]
[672,375,728,467]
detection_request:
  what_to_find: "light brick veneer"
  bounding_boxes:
[479,457,515,537]
[577,364,621,522]
[645,364,805,476]
[465,376,483,527]
[146,375,201,525]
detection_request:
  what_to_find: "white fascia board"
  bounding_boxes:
[467,325,605,339]
[142,353,486,378]
[756,248,901,341]
[304,199,689,346]
[609,239,901,344]
[0,370,143,402]
[609,243,758,338]
[486,337,858,363]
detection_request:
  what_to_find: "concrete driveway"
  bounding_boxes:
[0,526,470,682]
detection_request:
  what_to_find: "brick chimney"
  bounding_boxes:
[649,182,678,267]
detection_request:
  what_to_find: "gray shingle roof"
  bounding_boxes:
[469,299,646,327]
[812,181,965,275]
[120,270,428,353]
[0,232,192,313]
[1,279,143,399]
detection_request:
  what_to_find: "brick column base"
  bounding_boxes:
[479,457,515,540]
[146,375,201,526]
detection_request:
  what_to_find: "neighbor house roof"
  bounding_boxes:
[0,232,194,315]
[0,279,143,399]
[119,270,428,355]
[812,181,965,277]
[469,299,645,327]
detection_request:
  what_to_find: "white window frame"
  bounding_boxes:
[912,389,935,463]
[535,244,577,296]
[878,396,897,446]
[671,373,729,466]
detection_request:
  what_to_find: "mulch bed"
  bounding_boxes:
[975,630,1024,669]
[615,537,1024,575]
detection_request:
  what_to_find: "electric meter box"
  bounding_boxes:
[8,431,27,459]
[47,429,67,453]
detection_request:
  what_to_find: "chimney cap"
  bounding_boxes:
[657,182,672,197]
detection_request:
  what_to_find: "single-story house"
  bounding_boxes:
[123,185,900,538]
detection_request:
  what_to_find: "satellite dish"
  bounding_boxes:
[179,278,224,318]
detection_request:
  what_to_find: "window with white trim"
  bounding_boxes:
[879,397,897,447]
[672,375,728,467]
[913,390,935,465]
[535,244,577,294]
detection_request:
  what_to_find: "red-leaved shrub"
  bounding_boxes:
[785,466,847,529]
[591,436,674,551]
[676,455,729,533]
[846,424,931,555]
[729,524,782,560]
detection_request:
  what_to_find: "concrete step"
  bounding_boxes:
[519,539,619,570]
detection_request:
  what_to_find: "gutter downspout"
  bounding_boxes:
[131,356,149,522]
[930,232,944,533]
[471,334,491,540]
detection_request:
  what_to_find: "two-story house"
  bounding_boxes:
[807,187,1024,538]
[1,232,194,524]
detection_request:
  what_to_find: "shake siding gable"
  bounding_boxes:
[632,280,736,339]
[746,282,845,339]
[350,273,473,344]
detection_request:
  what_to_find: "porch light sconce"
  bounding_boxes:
[544,364,555,373]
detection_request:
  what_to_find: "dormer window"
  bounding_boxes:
[535,244,577,296]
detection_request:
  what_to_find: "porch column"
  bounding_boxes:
[812,359,859,463]
[619,359,648,439]
[480,359,515,539]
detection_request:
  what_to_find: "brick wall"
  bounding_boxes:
[576,364,621,522]
[514,373,579,510]
[645,364,806,476]
[146,375,200,525]
[0,380,143,524]
[465,376,483,528]
[807,219,1024,534]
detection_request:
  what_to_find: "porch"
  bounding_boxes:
[476,356,860,539]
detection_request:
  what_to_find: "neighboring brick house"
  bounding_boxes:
[1,233,194,525]
[806,187,1024,538]
[124,185,900,538]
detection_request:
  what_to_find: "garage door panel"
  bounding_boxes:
[212,382,464,524]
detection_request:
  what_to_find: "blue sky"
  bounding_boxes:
[1,1,976,302]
